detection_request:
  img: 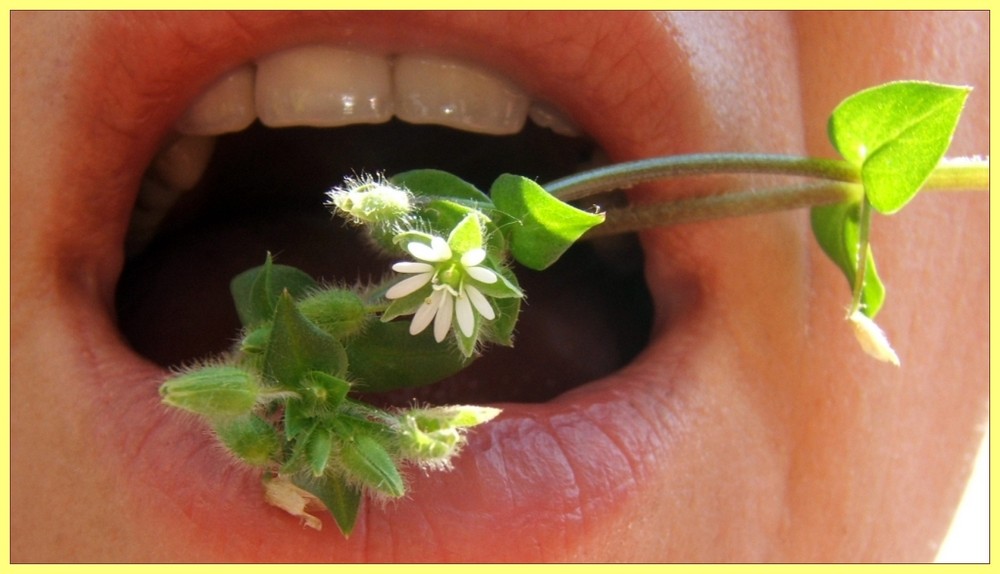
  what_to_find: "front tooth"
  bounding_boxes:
[150,135,217,191]
[394,55,529,135]
[528,101,583,137]
[176,66,256,136]
[255,46,393,128]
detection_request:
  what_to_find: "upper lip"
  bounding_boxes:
[41,11,709,561]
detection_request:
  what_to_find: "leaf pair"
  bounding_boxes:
[812,81,969,325]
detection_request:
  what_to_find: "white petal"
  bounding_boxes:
[455,292,475,337]
[392,261,434,274]
[408,237,452,262]
[409,291,441,335]
[465,285,495,320]
[460,248,486,267]
[433,291,454,342]
[386,272,433,299]
[466,265,498,284]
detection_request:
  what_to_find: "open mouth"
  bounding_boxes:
[116,44,655,405]
[14,11,813,562]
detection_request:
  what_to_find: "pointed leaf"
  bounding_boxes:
[491,174,605,270]
[811,201,885,318]
[291,472,362,537]
[346,320,472,392]
[264,292,348,388]
[391,169,492,207]
[828,81,971,214]
[230,253,318,327]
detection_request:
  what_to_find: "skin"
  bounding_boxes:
[11,11,988,562]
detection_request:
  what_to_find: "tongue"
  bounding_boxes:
[116,120,652,404]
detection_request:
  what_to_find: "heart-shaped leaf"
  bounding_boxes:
[491,174,604,270]
[828,81,970,214]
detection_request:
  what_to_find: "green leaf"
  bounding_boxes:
[291,472,362,537]
[230,253,318,328]
[263,292,348,388]
[491,174,605,270]
[810,201,885,318]
[391,169,493,207]
[339,434,405,498]
[828,81,970,214]
[346,320,472,392]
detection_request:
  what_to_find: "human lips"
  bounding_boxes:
[13,11,809,561]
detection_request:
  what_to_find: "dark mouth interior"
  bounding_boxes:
[115,119,654,404]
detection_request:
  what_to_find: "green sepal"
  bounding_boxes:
[213,414,281,467]
[468,265,523,300]
[345,320,472,392]
[418,199,487,242]
[307,425,334,477]
[230,253,318,328]
[828,81,971,214]
[381,282,431,323]
[490,174,605,270]
[810,200,885,318]
[447,213,485,254]
[339,434,406,499]
[483,292,521,347]
[300,371,351,412]
[453,316,480,358]
[263,292,349,389]
[290,471,362,537]
[283,398,314,441]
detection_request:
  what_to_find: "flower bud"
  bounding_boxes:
[397,405,501,467]
[240,324,271,355]
[214,415,281,467]
[160,364,260,417]
[327,175,413,227]
[297,288,369,340]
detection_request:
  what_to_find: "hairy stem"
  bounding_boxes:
[544,154,860,202]
[552,153,988,237]
[587,181,862,237]
[849,197,874,316]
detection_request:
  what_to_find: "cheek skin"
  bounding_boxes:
[637,12,812,561]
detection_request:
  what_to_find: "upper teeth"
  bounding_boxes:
[175,46,579,137]
[128,46,582,256]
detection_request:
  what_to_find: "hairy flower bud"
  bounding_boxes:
[297,288,369,340]
[160,364,260,417]
[214,414,281,467]
[397,405,501,467]
[327,175,413,227]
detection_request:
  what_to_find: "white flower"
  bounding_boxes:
[385,235,500,342]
